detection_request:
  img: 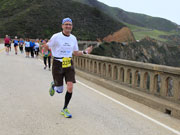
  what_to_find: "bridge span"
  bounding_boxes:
[0,44,180,135]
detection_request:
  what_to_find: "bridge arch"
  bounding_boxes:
[80,59,83,69]
[166,77,173,97]
[120,67,124,82]
[83,58,86,69]
[86,59,89,71]
[154,74,161,94]
[102,63,106,77]
[94,61,97,73]
[135,70,140,87]
[144,72,150,90]
[90,60,93,72]
[127,69,132,84]
[107,64,112,78]
[113,65,118,80]
[98,62,101,75]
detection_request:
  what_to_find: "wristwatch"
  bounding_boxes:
[83,50,88,54]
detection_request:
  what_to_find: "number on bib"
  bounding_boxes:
[62,57,71,68]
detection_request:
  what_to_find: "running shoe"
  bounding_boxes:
[49,82,55,96]
[61,108,72,118]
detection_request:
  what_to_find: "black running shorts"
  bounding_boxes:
[14,43,18,47]
[52,59,76,86]
[25,47,30,52]
[5,43,10,47]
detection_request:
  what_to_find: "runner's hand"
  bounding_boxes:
[41,43,48,49]
[85,46,93,54]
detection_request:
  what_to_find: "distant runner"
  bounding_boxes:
[25,38,30,58]
[34,39,40,58]
[30,39,35,58]
[13,36,19,55]
[19,38,24,53]
[4,35,10,55]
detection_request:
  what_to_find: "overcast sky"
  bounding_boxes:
[98,0,180,25]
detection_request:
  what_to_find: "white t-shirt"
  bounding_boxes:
[47,32,79,62]
[25,41,30,47]
[34,42,39,48]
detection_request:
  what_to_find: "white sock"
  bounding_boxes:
[54,86,64,93]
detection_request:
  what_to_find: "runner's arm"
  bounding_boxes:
[73,46,93,56]
[73,51,84,56]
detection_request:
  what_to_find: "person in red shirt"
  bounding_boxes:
[4,35,10,55]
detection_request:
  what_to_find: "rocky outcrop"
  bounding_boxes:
[92,37,180,67]
[103,27,136,43]
[159,34,180,45]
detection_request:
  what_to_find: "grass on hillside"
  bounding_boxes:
[125,23,179,42]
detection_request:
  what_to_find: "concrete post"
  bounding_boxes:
[117,67,121,81]
[149,72,155,94]
[91,60,95,73]
[172,77,180,101]
[111,65,115,80]
[105,63,109,78]
[85,59,87,71]
[96,61,99,74]
[160,75,167,97]
[124,68,128,84]
[140,71,145,90]
[131,69,136,87]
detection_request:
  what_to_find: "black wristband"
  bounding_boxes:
[83,50,88,54]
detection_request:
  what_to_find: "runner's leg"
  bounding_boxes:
[48,56,51,69]
[43,57,47,69]
[63,82,73,109]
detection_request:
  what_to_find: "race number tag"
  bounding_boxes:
[62,57,71,68]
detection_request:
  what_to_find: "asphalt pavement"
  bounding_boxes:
[0,44,180,135]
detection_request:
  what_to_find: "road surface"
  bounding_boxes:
[0,44,180,135]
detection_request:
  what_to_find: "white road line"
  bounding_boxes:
[38,57,180,134]
[77,80,180,135]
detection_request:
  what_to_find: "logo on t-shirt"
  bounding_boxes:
[63,43,70,46]
[60,42,73,55]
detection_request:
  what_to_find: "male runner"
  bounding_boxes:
[47,18,93,118]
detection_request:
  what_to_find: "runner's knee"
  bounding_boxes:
[67,82,73,93]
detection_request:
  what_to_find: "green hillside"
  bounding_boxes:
[73,0,178,32]
[0,0,125,40]
[125,23,179,42]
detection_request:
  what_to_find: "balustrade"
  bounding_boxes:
[73,55,180,104]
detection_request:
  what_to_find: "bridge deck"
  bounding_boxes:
[0,44,180,135]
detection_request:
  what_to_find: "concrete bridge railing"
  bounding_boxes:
[73,54,180,104]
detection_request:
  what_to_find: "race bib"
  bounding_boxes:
[62,57,71,68]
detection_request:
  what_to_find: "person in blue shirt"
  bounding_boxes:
[19,38,24,53]
[13,36,19,55]
[25,38,30,58]
[30,39,35,58]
